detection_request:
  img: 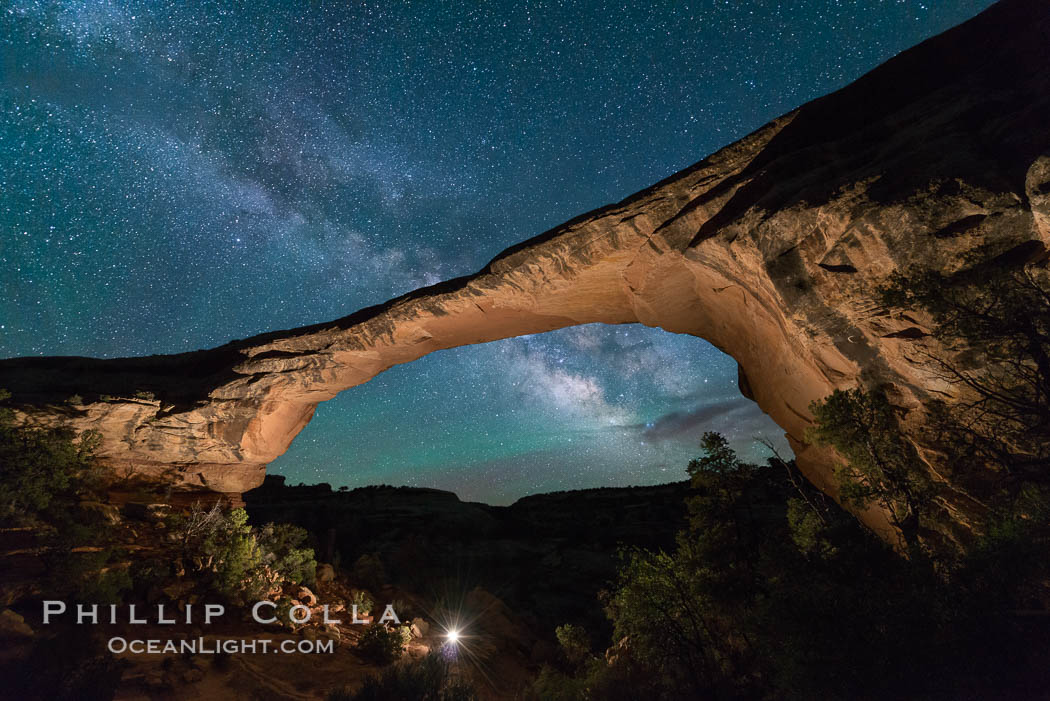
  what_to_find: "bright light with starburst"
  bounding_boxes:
[446,629,460,644]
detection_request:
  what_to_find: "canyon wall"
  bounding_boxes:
[2,0,1048,535]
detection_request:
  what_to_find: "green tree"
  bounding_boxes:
[602,433,787,698]
[555,623,591,666]
[807,389,933,553]
[354,624,406,667]
[880,261,1050,510]
[0,390,130,604]
[211,508,268,601]
[350,589,375,616]
[353,553,387,591]
[257,521,317,587]
[0,389,103,523]
[172,506,316,604]
[589,434,963,700]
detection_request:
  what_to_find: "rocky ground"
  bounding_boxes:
[0,477,691,699]
[244,476,691,640]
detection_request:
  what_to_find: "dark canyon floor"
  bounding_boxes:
[0,478,691,700]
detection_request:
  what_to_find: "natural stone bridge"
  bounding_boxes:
[2,0,1048,536]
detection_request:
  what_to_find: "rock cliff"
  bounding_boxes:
[2,0,1048,533]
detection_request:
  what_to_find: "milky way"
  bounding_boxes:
[1,1,992,503]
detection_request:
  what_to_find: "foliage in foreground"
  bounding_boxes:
[530,433,1049,700]
[328,650,476,701]
[169,503,317,605]
[0,387,317,611]
[0,628,123,701]
[353,623,410,667]
[807,388,933,553]
[0,389,103,524]
[880,260,1050,482]
[0,389,135,604]
[879,260,1050,528]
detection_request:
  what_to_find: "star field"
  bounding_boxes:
[1,1,993,503]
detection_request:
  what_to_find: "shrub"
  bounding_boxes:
[329,651,476,700]
[168,501,224,551]
[44,541,133,604]
[354,624,406,666]
[172,505,317,604]
[807,389,933,553]
[350,589,375,616]
[389,597,415,620]
[523,657,641,701]
[128,557,172,595]
[79,566,134,605]
[199,507,270,602]
[352,553,387,591]
[0,389,103,524]
[523,665,588,701]
[555,623,591,666]
[257,522,317,587]
[539,431,1050,700]
[1,629,123,701]
[0,396,134,605]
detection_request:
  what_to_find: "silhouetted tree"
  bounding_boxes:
[881,259,1050,501]
[807,388,933,554]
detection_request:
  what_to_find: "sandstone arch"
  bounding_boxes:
[2,0,1048,536]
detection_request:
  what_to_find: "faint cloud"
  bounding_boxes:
[631,397,754,441]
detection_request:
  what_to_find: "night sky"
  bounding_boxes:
[2,1,993,503]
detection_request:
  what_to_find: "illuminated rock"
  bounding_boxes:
[1,0,1047,536]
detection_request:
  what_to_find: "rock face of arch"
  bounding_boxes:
[2,0,1048,532]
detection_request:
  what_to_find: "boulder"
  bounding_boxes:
[77,500,121,526]
[316,563,336,585]
[410,617,429,638]
[297,586,317,607]
[0,609,33,637]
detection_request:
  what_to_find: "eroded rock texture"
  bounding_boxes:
[2,0,1048,533]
